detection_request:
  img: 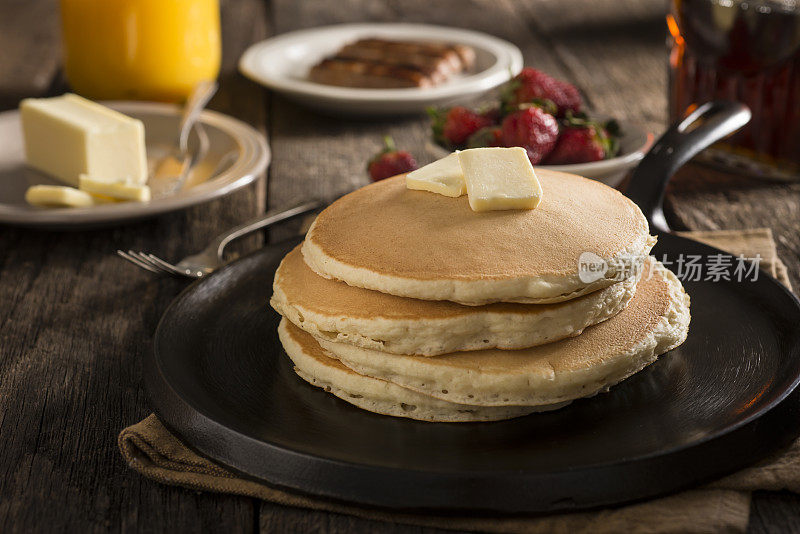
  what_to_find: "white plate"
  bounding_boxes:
[0,102,269,229]
[239,23,523,116]
[540,121,654,188]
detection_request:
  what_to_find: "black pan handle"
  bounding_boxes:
[624,101,751,233]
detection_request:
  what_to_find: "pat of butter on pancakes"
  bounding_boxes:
[405,147,542,211]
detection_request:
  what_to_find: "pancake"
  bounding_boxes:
[302,171,654,305]
[315,262,691,407]
[272,245,640,356]
[278,319,569,422]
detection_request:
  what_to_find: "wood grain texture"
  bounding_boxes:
[516,0,667,133]
[665,165,800,290]
[0,0,61,107]
[260,502,448,534]
[748,491,800,534]
[0,0,268,531]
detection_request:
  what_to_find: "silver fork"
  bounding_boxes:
[117,201,322,278]
[149,80,217,198]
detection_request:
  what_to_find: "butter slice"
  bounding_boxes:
[20,93,148,187]
[405,153,466,197]
[458,147,543,212]
[79,174,151,202]
[25,185,100,208]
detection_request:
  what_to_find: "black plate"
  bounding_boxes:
[147,233,800,514]
[147,102,800,513]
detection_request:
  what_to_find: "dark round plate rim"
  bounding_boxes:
[146,236,800,511]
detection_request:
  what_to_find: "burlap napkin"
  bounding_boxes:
[119,228,795,534]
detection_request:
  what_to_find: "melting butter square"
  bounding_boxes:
[79,174,151,202]
[25,185,100,208]
[20,93,148,187]
[458,147,543,212]
[405,152,466,197]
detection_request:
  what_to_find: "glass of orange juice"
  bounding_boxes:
[60,0,221,102]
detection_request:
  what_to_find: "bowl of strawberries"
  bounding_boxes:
[427,68,654,188]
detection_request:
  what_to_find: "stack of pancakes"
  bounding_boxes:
[271,170,691,422]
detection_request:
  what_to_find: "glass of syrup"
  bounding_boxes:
[668,0,800,180]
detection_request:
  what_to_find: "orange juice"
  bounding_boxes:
[60,0,221,102]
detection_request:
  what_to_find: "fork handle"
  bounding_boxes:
[624,101,750,233]
[209,201,324,259]
[179,80,218,153]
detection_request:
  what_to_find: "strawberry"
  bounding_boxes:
[466,126,503,148]
[544,114,620,164]
[430,106,494,147]
[479,105,502,125]
[545,128,605,164]
[367,136,418,182]
[500,107,559,164]
[502,68,582,116]
[519,99,558,116]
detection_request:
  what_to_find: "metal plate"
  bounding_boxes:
[0,102,268,229]
[147,234,800,514]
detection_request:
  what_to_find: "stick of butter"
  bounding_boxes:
[458,147,543,212]
[405,152,466,197]
[79,175,151,202]
[25,185,107,208]
[20,93,148,187]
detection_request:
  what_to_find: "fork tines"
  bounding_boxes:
[116,250,183,276]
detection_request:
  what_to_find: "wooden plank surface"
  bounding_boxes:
[0,0,799,531]
[750,490,800,534]
[666,165,800,290]
[517,0,667,132]
[0,0,268,531]
[0,0,62,107]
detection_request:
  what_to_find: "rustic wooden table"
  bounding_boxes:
[2,0,799,532]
